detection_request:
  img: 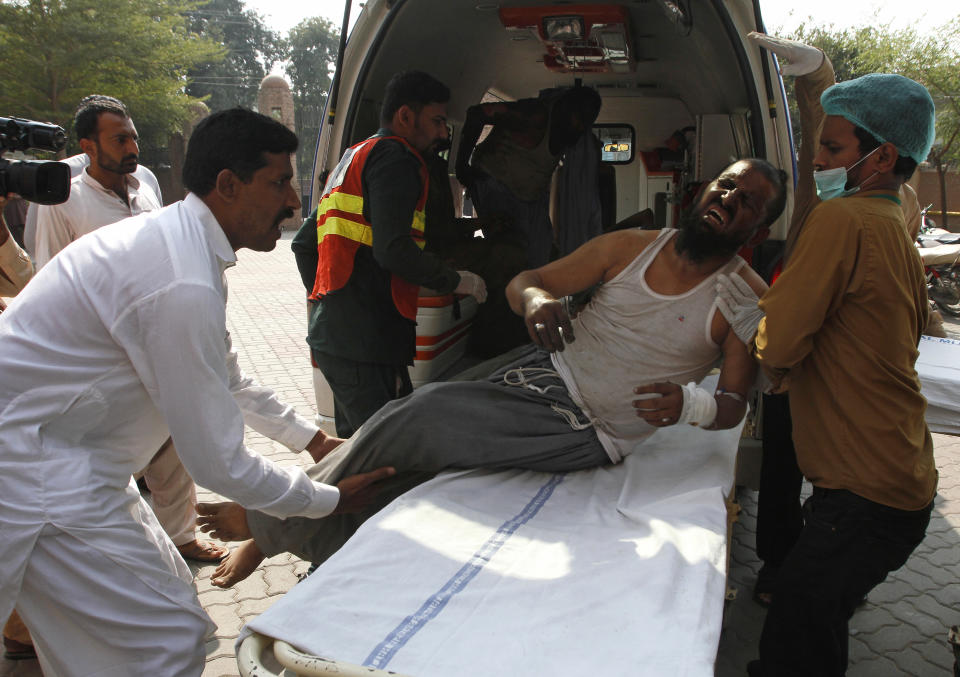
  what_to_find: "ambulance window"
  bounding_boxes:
[595,124,634,164]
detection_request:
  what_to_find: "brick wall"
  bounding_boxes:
[909,165,960,230]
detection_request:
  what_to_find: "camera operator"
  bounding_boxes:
[0,192,33,301]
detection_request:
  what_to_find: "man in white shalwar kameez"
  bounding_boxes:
[0,108,394,676]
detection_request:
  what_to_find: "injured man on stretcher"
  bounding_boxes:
[198,158,788,586]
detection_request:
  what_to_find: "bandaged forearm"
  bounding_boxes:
[678,382,718,427]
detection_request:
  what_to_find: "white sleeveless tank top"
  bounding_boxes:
[552,228,745,462]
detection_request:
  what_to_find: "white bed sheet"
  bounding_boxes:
[241,420,743,677]
[918,335,960,436]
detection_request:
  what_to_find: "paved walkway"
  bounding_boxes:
[2,233,958,676]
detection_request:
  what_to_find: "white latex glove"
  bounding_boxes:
[454,270,487,303]
[716,273,764,345]
[747,31,824,76]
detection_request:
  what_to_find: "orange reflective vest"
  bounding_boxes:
[310,135,428,321]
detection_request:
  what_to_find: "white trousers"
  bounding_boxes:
[16,525,212,677]
[139,439,197,546]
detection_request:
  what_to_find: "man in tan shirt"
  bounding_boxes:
[745,33,945,619]
[0,195,33,303]
[720,65,937,676]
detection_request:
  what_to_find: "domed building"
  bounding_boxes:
[258,74,301,230]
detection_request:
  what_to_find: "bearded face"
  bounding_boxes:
[673,211,750,264]
[674,162,776,263]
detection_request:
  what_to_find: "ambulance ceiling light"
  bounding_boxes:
[500,5,636,74]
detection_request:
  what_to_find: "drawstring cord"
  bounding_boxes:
[502,367,563,394]
[502,367,594,431]
[549,403,594,431]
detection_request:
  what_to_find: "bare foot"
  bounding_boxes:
[196,502,251,541]
[177,538,229,562]
[211,539,265,588]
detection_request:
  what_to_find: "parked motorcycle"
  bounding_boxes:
[917,208,960,317]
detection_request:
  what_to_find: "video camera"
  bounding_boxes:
[0,116,71,205]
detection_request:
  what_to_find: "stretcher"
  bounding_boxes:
[236,399,744,677]
[918,335,960,436]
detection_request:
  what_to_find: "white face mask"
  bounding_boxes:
[813,146,880,201]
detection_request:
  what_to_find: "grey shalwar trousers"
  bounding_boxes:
[248,346,610,564]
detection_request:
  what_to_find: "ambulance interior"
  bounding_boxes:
[326,0,793,243]
[305,0,793,399]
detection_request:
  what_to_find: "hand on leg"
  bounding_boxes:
[333,466,396,514]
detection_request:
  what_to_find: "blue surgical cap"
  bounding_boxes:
[821,73,936,164]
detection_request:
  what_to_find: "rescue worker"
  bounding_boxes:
[717,69,938,676]
[293,70,487,439]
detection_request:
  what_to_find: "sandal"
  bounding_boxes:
[177,539,229,563]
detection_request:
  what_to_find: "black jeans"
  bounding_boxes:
[756,487,932,676]
[756,393,804,573]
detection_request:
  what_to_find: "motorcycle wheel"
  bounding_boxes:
[930,278,960,306]
[937,299,960,317]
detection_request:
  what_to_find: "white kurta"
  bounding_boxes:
[23,153,164,258]
[0,194,339,670]
[33,165,163,269]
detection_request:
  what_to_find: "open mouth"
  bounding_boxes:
[703,206,729,228]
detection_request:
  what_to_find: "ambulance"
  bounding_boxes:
[307,0,796,465]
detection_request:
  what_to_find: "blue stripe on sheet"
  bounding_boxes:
[362,473,566,669]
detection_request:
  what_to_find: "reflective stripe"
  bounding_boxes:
[319,216,373,247]
[311,134,430,320]
[317,190,364,218]
[411,210,425,232]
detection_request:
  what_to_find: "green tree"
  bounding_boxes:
[0,0,222,155]
[285,16,340,198]
[781,21,922,144]
[781,19,960,226]
[185,0,284,112]
[898,18,960,228]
